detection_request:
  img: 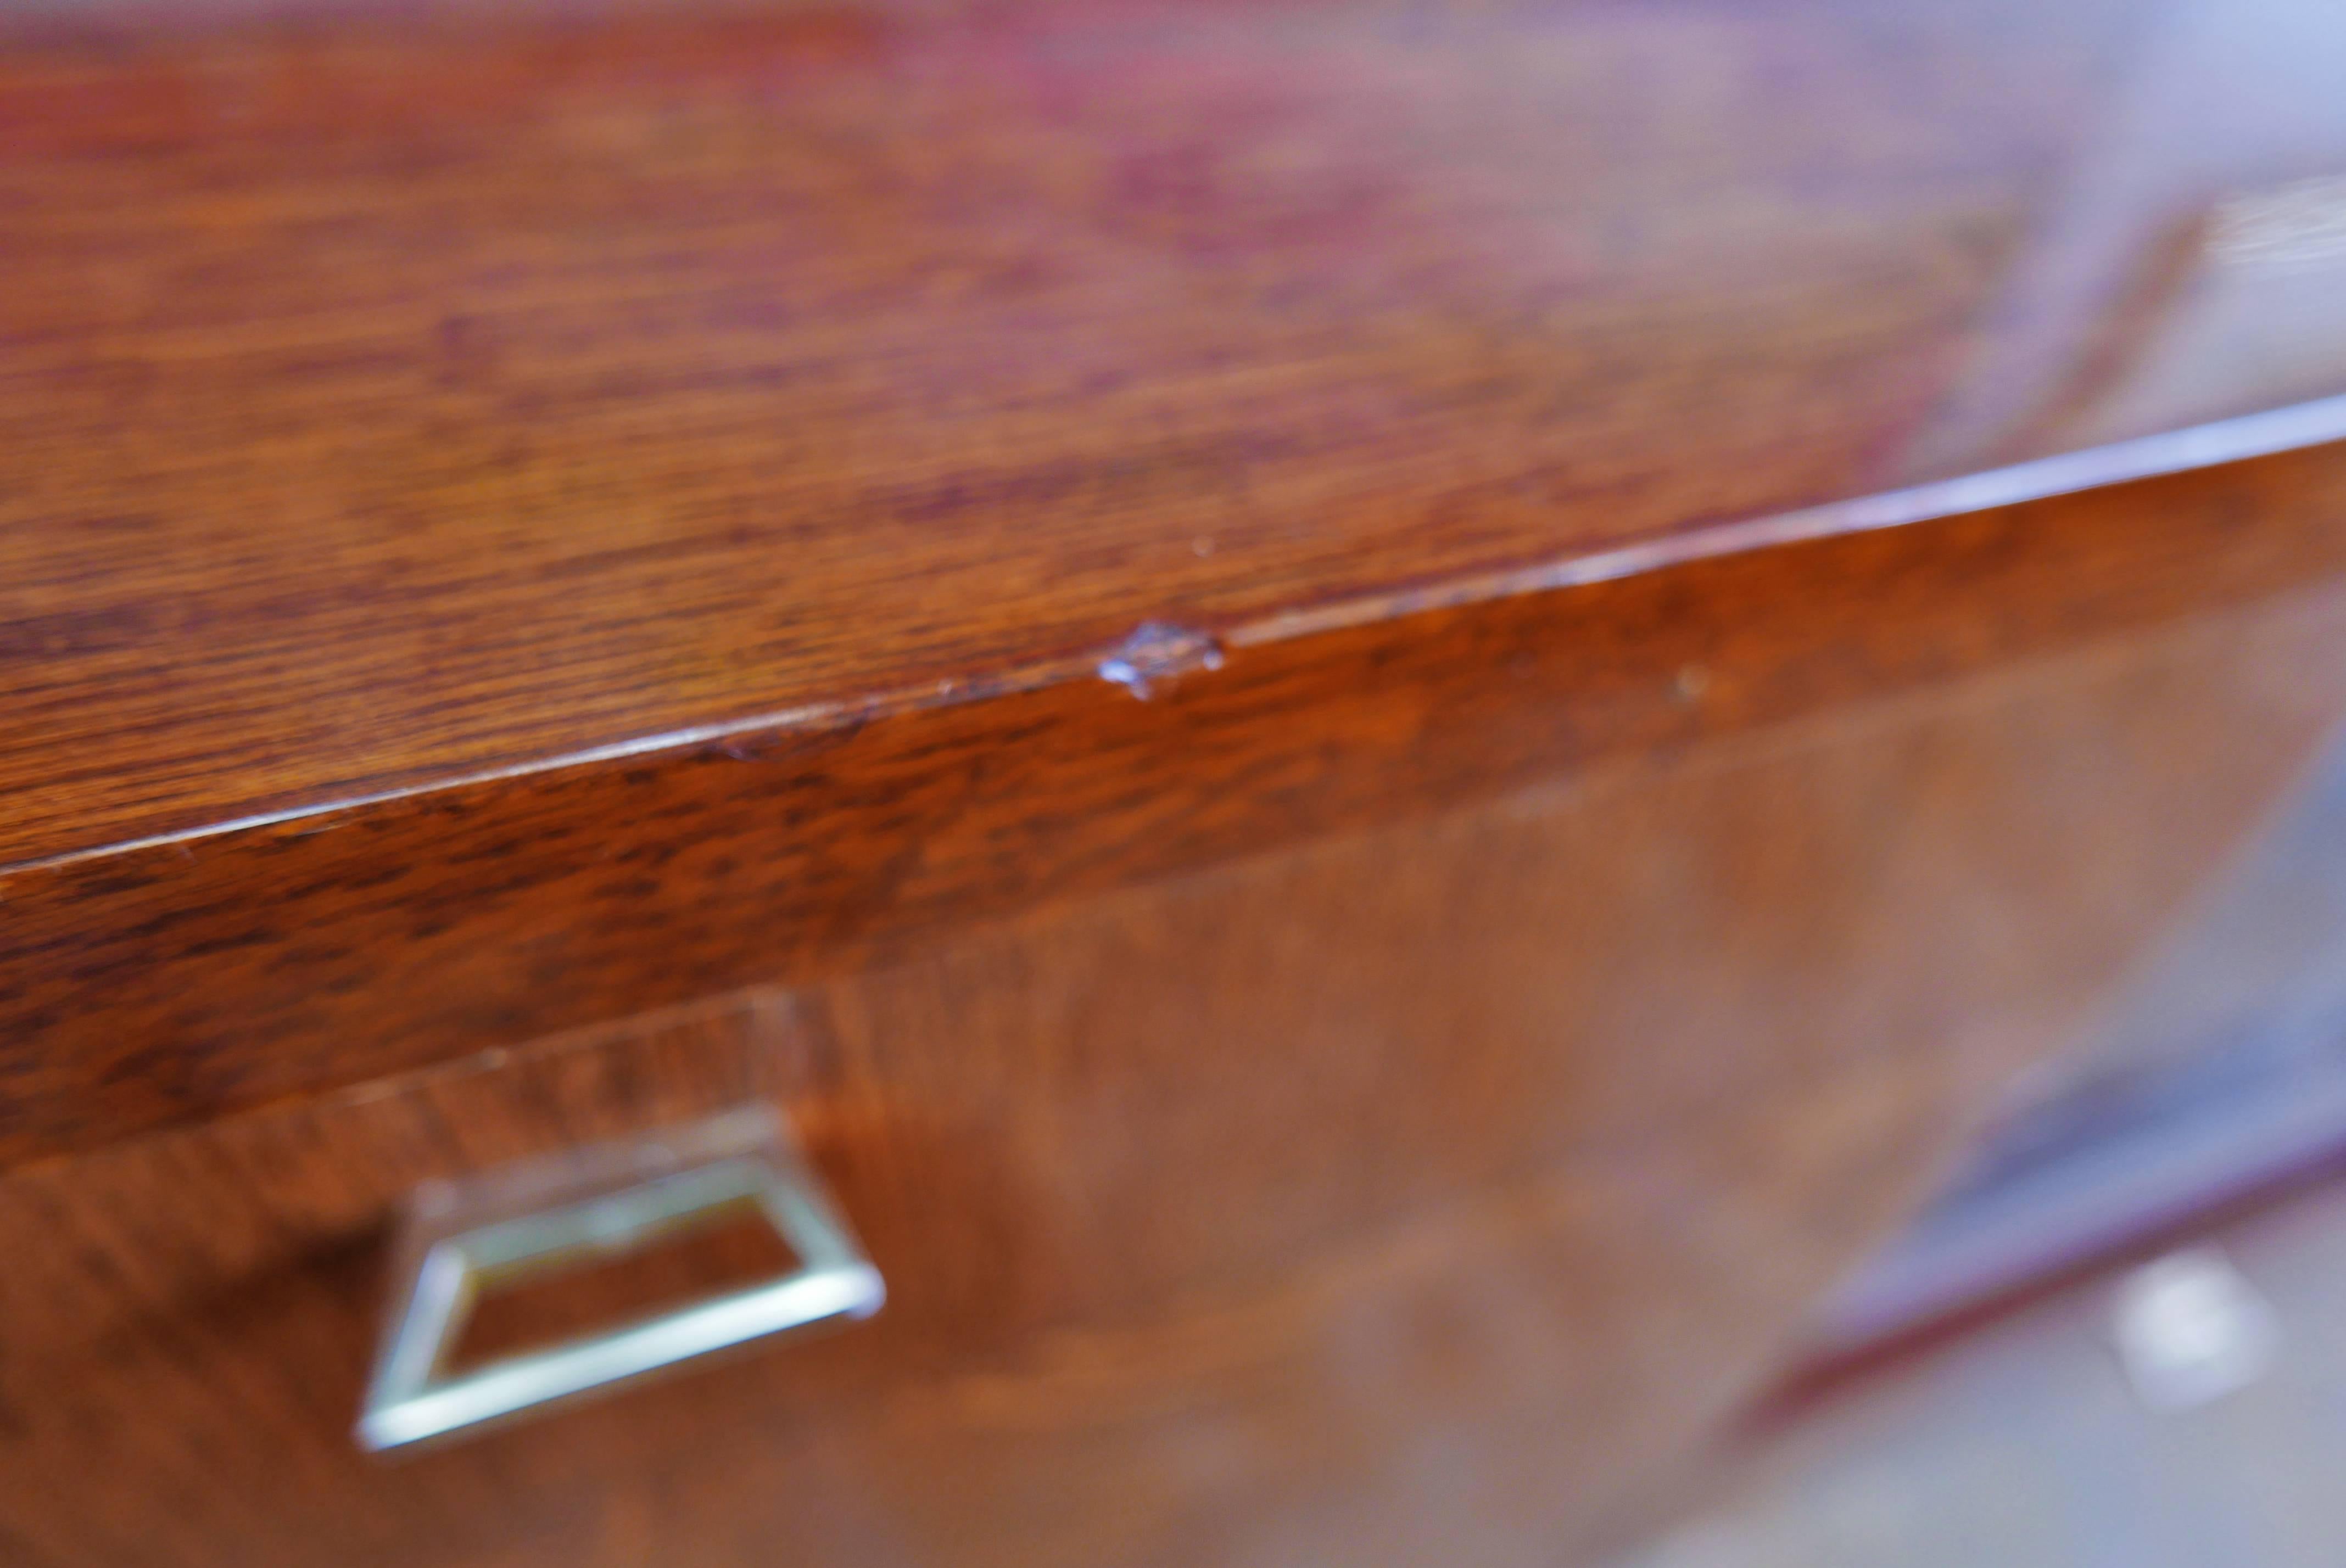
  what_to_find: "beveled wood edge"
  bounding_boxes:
[9,424,2346,1171]
[15,392,2346,881]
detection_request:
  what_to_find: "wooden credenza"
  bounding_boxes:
[7,1,2346,1562]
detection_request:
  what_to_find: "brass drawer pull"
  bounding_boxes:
[356,1107,881,1451]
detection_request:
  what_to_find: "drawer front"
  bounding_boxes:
[8,568,2346,1567]
[4,984,1878,1568]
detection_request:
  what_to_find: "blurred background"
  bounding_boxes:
[1616,722,2346,1566]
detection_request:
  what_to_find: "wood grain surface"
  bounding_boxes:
[8,440,2346,1171]
[10,5,2346,1560]
[8,0,2346,866]
[9,550,2346,1565]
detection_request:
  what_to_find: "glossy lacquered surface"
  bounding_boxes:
[10,535,2346,1563]
[9,443,2346,1169]
[5,0,2346,866]
[9,7,2346,1560]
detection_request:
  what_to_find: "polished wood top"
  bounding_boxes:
[9,0,2346,868]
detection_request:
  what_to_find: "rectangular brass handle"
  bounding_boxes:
[356,1106,882,1451]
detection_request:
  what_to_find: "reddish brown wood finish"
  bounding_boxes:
[7,0,2346,868]
[9,4,2346,1561]
[7,441,2346,1170]
[9,540,2346,1564]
